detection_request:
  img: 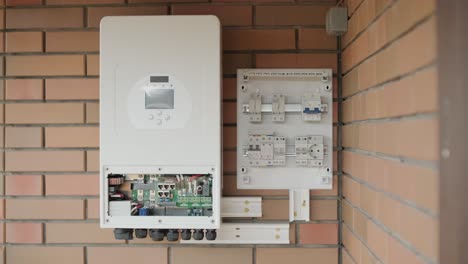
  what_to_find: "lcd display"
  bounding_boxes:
[150,76,169,83]
[145,89,174,109]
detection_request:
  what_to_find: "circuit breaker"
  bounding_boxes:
[237,69,333,190]
[100,16,221,241]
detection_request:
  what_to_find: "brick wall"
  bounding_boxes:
[341,0,439,264]
[0,0,339,264]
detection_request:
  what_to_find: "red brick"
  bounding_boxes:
[5,79,44,100]
[89,247,168,264]
[172,248,250,264]
[298,29,337,50]
[87,54,99,75]
[87,198,99,219]
[222,151,235,174]
[5,127,43,148]
[86,150,99,171]
[86,103,100,123]
[6,55,85,76]
[5,150,85,172]
[87,6,168,27]
[223,102,236,124]
[257,248,337,264]
[6,8,83,29]
[5,103,84,124]
[48,0,124,4]
[46,223,123,243]
[7,0,42,6]
[172,5,252,26]
[46,31,99,52]
[6,199,84,219]
[6,32,43,52]
[5,175,43,196]
[223,29,295,50]
[223,78,236,100]
[6,246,84,264]
[223,53,252,75]
[256,53,337,72]
[6,223,43,243]
[46,78,99,100]
[5,79,43,100]
[299,223,338,244]
[45,127,99,147]
[255,5,330,26]
[262,199,288,220]
[310,200,338,220]
[46,174,99,195]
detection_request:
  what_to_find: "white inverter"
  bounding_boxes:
[99,16,221,241]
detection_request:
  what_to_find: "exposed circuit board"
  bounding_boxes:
[108,174,213,217]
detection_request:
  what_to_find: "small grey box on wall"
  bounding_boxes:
[326,7,348,36]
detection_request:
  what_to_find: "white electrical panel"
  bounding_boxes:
[237,69,333,190]
[99,16,222,240]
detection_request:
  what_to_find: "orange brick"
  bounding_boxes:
[87,54,99,75]
[6,222,43,243]
[223,29,295,50]
[87,150,99,171]
[5,150,85,172]
[257,248,337,264]
[89,247,167,264]
[255,5,330,26]
[5,127,43,148]
[6,246,84,264]
[48,0,124,4]
[86,102,100,123]
[5,175,43,196]
[6,32,43,52]
[46,223,123,243]
[310,200,338,220]
[223,53,252,75]
[87,6,168,27]
[5,79,43,100]
[6,8,83,29]
[6,199,84,219]
[5,103,84,124]
[46,174,99,195]
[46,31,99,52]
[298,29,337,50]
[299,223,338,244]
[172,248,251,264]
[87,198,99,219]
[6,55,85,76]
[46,78,99,100]
[262,199,288,220]
[172,5,252,26]
[45,127,99,147]
[7,0,42,5]
[256,53,337,72]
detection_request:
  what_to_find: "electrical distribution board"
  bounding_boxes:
[100,16,221,241]
[237,69,333,190]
